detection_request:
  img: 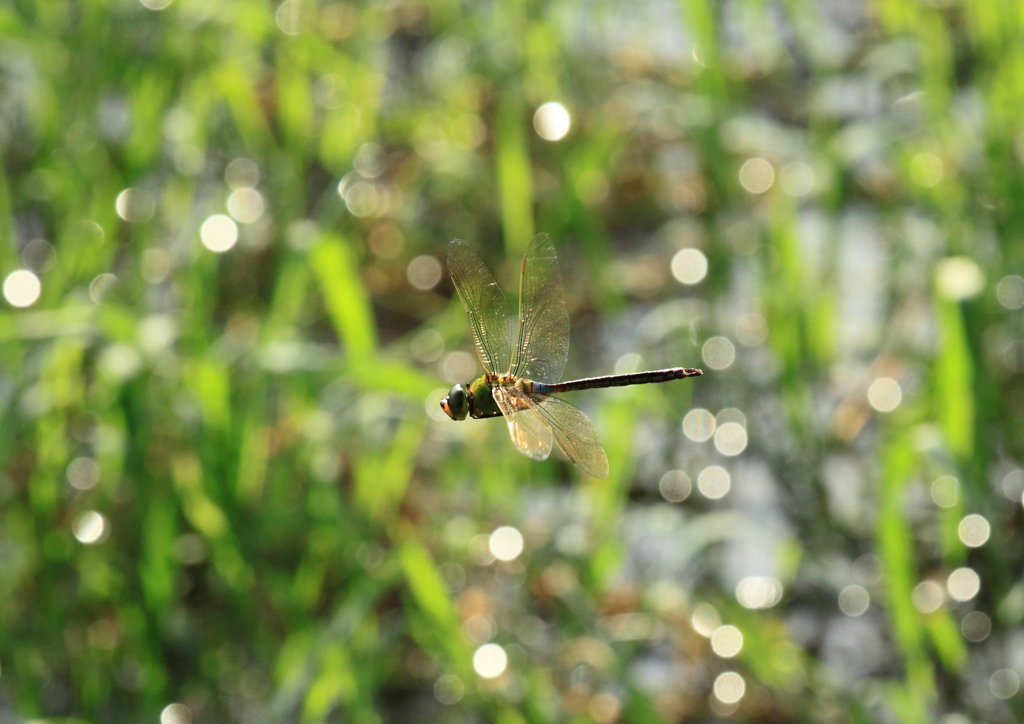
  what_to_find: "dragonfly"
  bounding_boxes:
[439,234,703,478]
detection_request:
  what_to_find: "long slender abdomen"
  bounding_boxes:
[540,367,703,394]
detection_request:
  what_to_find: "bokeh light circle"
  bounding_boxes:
[160,703,192,724]
[407,255,443,290]
[738,158,774,194]
[838,585,870,616]
[434,674,464,705]
[996,275,1024,309]
[659,470,692,502]
[614,353,642,375]
[411,329,445,363]
[441,351,477,384]
[961,611,991,642]
[225,158,260,188]
[713,671,746,704]
[227,188,266,223]
[930,475,960,508]
[22,239,55,272]
[990,669,1020,700]
[588,692,622,724]
[702,336,735,370]
[698,465,730,499]
[682,408,715,442]
[115,187,155,222]
[67,458,100,491]
[911,581,944,613]
[713,422,748,456]
[735,576,783,609]
[710,625,743,658]
[867,377,901,412]
[670,248,708,285]
[89,273,118,304]
[72,511,108,544]
[735,312,768,346]
[935,256,984,301]
[852,554,882,586]
[276,0,301,35]
[472,643,508,678]
[947,568,980,602]
[1002,469,1024,500]
[3,270,41,308]
[463,614,496,644]
[489,526,524,561]
[344,182,386,217]
[533,102,571,141]
[957,514,990,548]
[355,143,387,178]
[141,248,172,283]
[690,603,721,637]
[200,214,239,252]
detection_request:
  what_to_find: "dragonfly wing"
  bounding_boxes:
[511,233,570,385]
[532,394,609,478]
[492,385,553,461]
[448,239,513,375]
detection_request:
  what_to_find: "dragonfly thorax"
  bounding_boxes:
[439,376,506,421]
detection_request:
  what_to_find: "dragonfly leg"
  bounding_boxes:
[473,410,505,419]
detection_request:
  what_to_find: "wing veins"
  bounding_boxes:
[510,234,569,384]
[448,240,513,375]
[530,393,609,478]
[492,385,553,461]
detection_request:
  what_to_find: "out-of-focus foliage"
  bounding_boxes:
[1,0,1023,722]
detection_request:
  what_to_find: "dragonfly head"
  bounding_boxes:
[440,384,470,421]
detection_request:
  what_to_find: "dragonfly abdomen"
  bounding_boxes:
[539,367,703,394]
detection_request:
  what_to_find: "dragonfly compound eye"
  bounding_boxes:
[441,384,469,420]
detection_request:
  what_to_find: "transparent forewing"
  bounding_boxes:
[492,385,554,462]
[511,234,570,385]
[533,395,609,478]
[447,239,513,375]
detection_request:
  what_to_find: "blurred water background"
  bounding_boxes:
[1,0,1023,722]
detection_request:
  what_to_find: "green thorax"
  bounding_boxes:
[468,375,501,418]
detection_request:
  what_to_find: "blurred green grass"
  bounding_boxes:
[1,0,1023,722]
